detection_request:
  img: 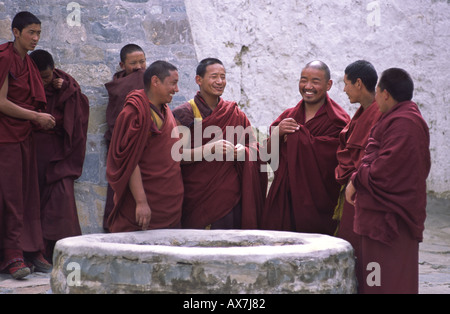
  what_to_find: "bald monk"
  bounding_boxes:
[333,60,382,288]
[0,12,55,279]
[103,44,146,231]
[172,58,267,229]
[106,61,183,232]
[30,49,89,262]
[346,68,431,294]
[261,61,350,235]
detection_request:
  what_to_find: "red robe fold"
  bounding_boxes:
[0,42,46,143]
[0,42,46,269]
[104,69,145,144]
[103,69,145,230]
[334,102,382,248]
[353,100,431,244]
[173,94,267,229]
[352,100,431,294]
[335,101,382,186]
[106,89,183,232]
[261,95,350,235]
[34,68,89,242]
[334,101,382,292]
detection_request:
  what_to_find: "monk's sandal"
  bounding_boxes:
[8,260,31,279]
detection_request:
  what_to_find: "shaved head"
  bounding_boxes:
[303,60,331,81]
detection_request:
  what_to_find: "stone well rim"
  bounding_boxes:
[54,229,352,264]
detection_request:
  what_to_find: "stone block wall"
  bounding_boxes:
[1,0,449,233]
[0,0,199,233]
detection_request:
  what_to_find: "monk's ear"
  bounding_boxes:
[12,28,21,39]
[151,75,160,87]
[356,78,363,90]
[195,75,202,87]
[119,62,125,71]
[326,79,333,91]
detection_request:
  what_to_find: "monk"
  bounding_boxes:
[345,68,431,294]
[172,58,267,229]
[103,44,146,231]
[0,12,55,279]
[30,49,89,262]
[261,61,350,235]
[106,60,183,233]
[334,60,382,288]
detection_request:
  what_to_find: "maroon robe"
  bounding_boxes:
[0,42,46,269]
[261,94,350,235]
[351,100,431,294]
[103,69,145,230]
[106,89,183,232]
[172,93,267,229]
[34,69,89,248]
[334,101,382,287]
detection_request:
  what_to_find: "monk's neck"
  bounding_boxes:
[360,93,376,110]
[199,92,220,111]
[151,102,164,113]
[146,92,164,112]
[304,99,325,123]
[13,41,28,60]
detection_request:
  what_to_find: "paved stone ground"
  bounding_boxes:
[418,195,450,294]
[1,195,448,294]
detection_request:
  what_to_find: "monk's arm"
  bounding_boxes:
[0,76,56,129]
[263,118,299,155]
[129,165,151,230]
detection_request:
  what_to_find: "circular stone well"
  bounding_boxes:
[51,229,356,294]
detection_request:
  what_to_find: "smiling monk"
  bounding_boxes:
[333,60,382,290]
[172,58,267,230]
[106,61,184,232]
[261,61,350,235]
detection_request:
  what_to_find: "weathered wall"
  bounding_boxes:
[185,0,450,198]
[0,0,448,234]
[1,0,199,233]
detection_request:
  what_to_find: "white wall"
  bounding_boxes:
[185,0,450,197]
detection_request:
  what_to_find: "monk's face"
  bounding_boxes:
[156,70,179,104]
[13,23,41,52]
[375,86,391,113]
[120,51,146,76]
[39,67,54,87]
[299,67,332,106]
[196,63,226,98]
[343,74,361,104]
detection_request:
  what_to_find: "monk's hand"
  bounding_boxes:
[204,140,235,160]
[136,202,152,231]
[35,112,56,130]
[345,180,356,206]
[277,118,300,137]
[221,140,237,160]
[234,143,246,161]
[53,78,64,90]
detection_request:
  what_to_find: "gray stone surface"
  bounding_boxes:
[418,195,450,294]
[1,194,448,294]
[50,230,356,294]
